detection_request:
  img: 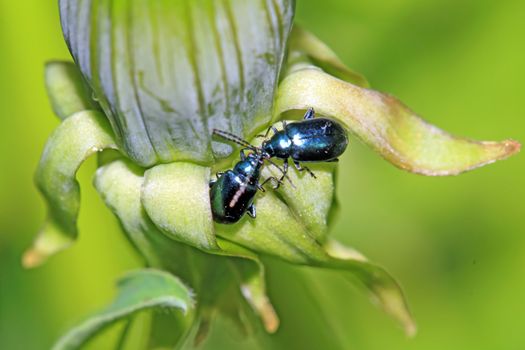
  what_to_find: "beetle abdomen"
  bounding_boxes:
[285,118,348,161]
[210,171,257,224]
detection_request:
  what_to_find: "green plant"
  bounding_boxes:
[24,1,520,348]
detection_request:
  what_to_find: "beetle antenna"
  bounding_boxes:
[213,129,295,188]
[212,129,257,151]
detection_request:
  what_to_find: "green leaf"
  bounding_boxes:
[286,26,369,88]
[45,61,98,120]
[59,0,295,166]
[52,269,194,350]
[23,111,117,268]
[146,311,195,350]
[275,66,520,175]
[141,163,218,251]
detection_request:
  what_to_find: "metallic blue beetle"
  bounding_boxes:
[258,108,348,179]
[258,108,348,177]
[209,151,282,224]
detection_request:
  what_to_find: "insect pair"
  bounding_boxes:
[209,108,348,224]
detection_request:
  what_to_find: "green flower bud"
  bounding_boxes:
[26,1,520,348]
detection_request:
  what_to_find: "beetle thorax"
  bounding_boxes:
[263,132,291,158]
[233,154,262,181]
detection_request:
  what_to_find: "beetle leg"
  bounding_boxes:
[256,126,279,139]
[260,176,283,190]
[256,182,266,192]
[327,158,339,162]
[303,107,315,120]
[274,177,284,189]
[278,158,289,183]
[247,204,256,218]
[294,161,317,179]
[215,171,225,180]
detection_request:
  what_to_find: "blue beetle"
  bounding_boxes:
[258,108,348,179]
[214,108,348,183]
[209,151,283,224]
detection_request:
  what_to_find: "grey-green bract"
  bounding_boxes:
[59,0,295,166]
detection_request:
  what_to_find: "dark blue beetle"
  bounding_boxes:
[209,151,283,224]
[258,107,348,179]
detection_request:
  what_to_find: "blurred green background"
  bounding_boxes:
[1,0,523,349]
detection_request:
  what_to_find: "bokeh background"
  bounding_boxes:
[1,0,524,349]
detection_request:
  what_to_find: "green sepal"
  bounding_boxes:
[95,158,209,284]
[45,61,98,120]
[275,66,520,175]
[94,159,172,268]
[52,269,194,350]
[23,110,117,268]
[141,163,218,251]
[216,192,327,264]
[286,25,369,88]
